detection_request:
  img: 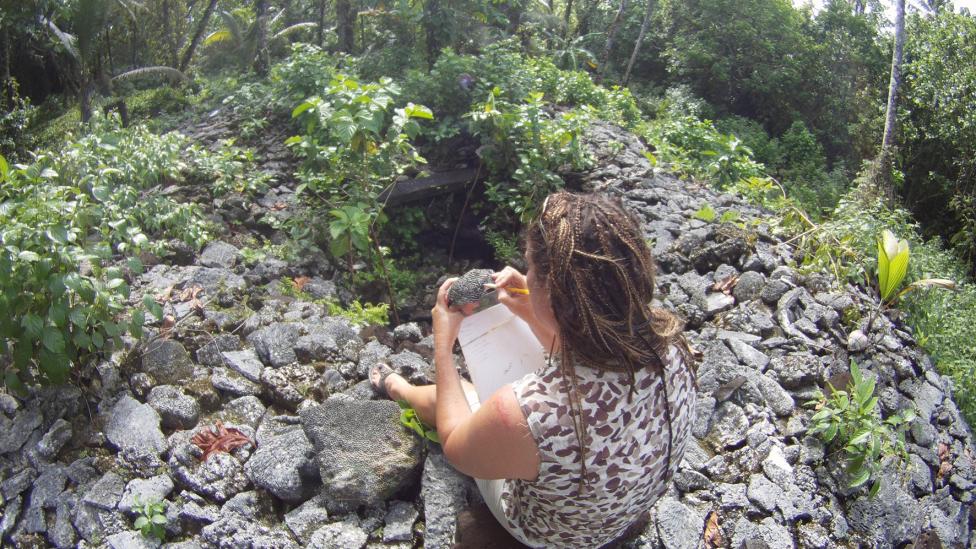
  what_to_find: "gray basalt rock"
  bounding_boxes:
[148,385,201,429]
[420,450,473,549]
[185,266,246,296]
[284,495,331,544]
[652,496,704,549]
[21,465,67,533]
[383,500,418,542]
[212,367,264,397]
[294,319,361,363]
[731,517,793,549]
[104,395,168,456]
[196,334,243,367]
[248,322,302,367]
[220,349,265,382]
[244,427,320,502]
[83,471,126,510]
[300,399,422,507]
[36,418,73,459]
[847,477,923,546]
[307,519,368,549]
[0,404,42,454]
[200,514,297,549]
[199,241,240,269]
[118,475,175,513]
[261,362,320,410]
[141,339,194,385]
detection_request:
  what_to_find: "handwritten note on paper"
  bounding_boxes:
[457,304,546,403]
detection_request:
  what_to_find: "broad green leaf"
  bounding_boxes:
[849,429,872,447]
[0,153,8,182]
[22,314,44,338]
[884,246,910,301]
[868,478,882,498]
[151,514,167,524]
[135,516,149,529]
[849,468,871,488]
[18,250,40,262]
[404,103,434,120]
[42,327,65,354]
[291,102,315,118]
[4,371,28,397]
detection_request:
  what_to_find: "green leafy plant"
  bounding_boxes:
[323,299,390,326]
[807,360,914,497]
[877,229,910,302]
[397,400,439,443]
[693,203,716,222]
[132,496,167,540]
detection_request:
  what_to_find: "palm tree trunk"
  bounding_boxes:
[253,0,270,76]
[564,0,574,37]
[599,0,629,80]
[870,0,905,201]
[179,0,219,72]
[623,0,653,85]
[424,0,442,68]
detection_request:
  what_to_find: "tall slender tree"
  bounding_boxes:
[873,0,906,199]
[623,0,654,85]
[253,0,270,75]
[337,0,355,52]
[599,0,628,79]
[179,0,219,71]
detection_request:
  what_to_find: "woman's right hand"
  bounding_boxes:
[491,267,534,320]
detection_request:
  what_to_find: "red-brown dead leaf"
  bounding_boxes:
[271,201,287,211]
[292,276,311,292]
[156,285,175,303]
[712,275,739,295]
[177,285,204,302]
[703,510,723,548]
[937,442,953,483]
[191,421,254,462]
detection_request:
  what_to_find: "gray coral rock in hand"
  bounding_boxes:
[447,269,494,307]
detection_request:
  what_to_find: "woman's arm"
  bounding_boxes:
[431,278,541,480]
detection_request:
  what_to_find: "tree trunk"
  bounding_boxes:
[253,0,270,76]
[178,0,219,72]
[623,0,653,85]
[424,0,442,68]
[578,0,597,35]
[870,0,905,201]
[162,0,178,66]
[599,0,629,79]
[564,0,574,37]
[337,0,355,53]
[317,0,326,45]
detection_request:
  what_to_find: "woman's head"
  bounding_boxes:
[525,191,682,371]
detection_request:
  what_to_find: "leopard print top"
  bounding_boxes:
[499,345,696,548]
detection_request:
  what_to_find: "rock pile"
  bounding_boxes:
[0,121,972,548]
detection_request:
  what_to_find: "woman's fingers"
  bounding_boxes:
[435,278,457,309]
[491,266,526,290]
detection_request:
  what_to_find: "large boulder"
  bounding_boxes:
[420,450,474,549]
[300,399,423,507]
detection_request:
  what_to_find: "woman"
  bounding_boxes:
[371,191,697,548]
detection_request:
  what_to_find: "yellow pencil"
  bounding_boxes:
[485,283,530,295]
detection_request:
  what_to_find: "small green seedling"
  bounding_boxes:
[398,400,440,443]
[877,229,910,302]
[693,203,716,222]
[133,496,167,540]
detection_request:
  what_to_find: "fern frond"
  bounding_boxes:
[112,66,187,83]
[271,22,317,43]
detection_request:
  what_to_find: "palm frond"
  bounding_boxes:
[42,18,81,62]
[204,30,233,46]
[268,9,286,30]
[218,10,244,45]
[271,22,317,43]
[111,66,187,84]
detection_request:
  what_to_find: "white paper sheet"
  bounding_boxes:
[457,303,546,403]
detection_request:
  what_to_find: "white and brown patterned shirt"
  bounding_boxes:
[499,345,696,548]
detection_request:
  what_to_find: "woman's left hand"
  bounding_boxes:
[431,278,476,350]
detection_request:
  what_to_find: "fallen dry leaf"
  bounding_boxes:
[703,510,723,548]
[292,276,311,292]
[191,421,254,462]
[155,285,175,303]
[271,201,287,211]
[712,275,739,295]
[159,314,176,339]
[937,442,952,483]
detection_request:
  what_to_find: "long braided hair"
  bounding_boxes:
[525,191,695,492]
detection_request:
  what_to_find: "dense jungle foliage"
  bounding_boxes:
[1,0,975,423]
